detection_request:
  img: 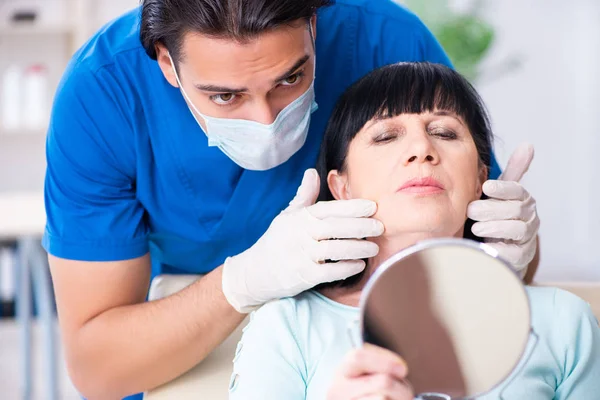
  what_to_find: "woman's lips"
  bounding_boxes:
[397,177,445,194]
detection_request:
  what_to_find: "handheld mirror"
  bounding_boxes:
[358,238,532,400]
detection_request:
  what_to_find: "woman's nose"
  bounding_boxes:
[405,136,439,165]
[407,154,436,163]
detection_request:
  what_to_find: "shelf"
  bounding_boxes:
[0,128,47,136]
[0,191,45,238]
[0,23,74,36]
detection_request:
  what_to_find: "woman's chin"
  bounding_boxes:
[381,217,463,239]
[375,199,465,237]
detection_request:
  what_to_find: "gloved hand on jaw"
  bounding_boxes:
[467,143,540,275]
[222,169,384,313]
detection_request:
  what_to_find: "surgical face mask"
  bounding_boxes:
[168,48,318,171]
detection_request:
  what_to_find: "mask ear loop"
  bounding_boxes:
[167,53,208,127]
[308,20,316,51]
[168,54,192,107]
[307,21,317,82]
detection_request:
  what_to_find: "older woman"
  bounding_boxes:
[228,63,600,399]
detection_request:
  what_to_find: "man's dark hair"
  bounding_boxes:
[140,0,331,62]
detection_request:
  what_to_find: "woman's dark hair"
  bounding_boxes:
[140,0,331,61]
[316,62,494,289]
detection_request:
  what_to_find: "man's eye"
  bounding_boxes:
[285,75,298,84]
[210,93,236,105]
[282,71,304,86]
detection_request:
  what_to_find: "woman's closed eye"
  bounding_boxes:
[371,129,458,144]
[428,127,458,140]
[372,128,402,144]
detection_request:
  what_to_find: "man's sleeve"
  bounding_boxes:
[43,64,149,261]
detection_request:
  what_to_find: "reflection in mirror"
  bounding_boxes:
[360,239,531,399]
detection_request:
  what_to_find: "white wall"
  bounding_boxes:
[471,0,600,281]
[399,0,600,281]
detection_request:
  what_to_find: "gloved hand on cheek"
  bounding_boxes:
[467,143,540,275]
[222,169,385,313]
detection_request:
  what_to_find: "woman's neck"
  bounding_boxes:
[319,230,464,307]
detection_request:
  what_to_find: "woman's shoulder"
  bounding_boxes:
[230,296,325,398]
[245,292,314,333]
[249,290,357,329]
[236,291,357,374]
[526,286,598,339]
[524,287,600,398]
[527,286,594,316]
[241,290,358,362]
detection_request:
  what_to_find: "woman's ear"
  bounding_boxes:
[327,170,351,200]
[476,164,489,198]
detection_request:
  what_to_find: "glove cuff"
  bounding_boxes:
[222,256,261,314]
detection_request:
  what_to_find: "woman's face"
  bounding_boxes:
[328,111,487,238]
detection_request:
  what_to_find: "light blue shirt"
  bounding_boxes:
[230,287,600,399]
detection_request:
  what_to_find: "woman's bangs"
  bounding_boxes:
[374,70,471,123]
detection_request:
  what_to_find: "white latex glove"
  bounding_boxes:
[467,143,540,275]
[222,169,384,313]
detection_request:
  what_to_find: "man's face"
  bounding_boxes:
[157,18,316,128]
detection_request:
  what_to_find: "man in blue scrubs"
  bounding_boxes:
[44,1,540,398]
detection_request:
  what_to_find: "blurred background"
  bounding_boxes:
[0,0,598,399]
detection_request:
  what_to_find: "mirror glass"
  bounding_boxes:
[359,239,531,399]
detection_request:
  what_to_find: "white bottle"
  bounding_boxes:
[23,64,49,132]
[1,65,23,132]
[0,248,15,304]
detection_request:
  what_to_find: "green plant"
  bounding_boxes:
[403,0,518,83]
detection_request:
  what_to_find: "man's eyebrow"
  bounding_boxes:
[273,55,310,83]
[193,54,310,93]
[194,84,248,93]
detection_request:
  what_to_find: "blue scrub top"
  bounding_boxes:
[43,1,501,398]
